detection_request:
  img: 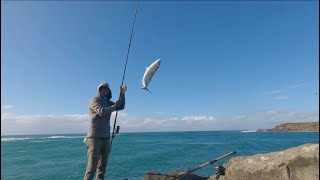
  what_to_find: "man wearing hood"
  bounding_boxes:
[84,82,127,180]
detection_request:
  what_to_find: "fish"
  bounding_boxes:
[141,58,161,93]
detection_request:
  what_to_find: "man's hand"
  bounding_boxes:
[120,85,127,94]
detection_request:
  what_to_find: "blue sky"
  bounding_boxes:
[1,1,319,135]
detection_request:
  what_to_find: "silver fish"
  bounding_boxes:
[141,58,161,93]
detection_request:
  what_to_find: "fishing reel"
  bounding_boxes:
[214,165,226,180]
[116,126,120,134]
[112,126,120,138]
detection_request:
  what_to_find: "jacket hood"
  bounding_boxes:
[97,82,110,92]
[97,82,112,100]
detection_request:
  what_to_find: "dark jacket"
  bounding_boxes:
[86,84,125,138]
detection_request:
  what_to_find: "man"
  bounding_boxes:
[84,82,127,180]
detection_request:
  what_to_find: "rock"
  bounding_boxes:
[219,143,319,180]
[144,169,209,180]
[144,143,319,180]
[144,171,175,180]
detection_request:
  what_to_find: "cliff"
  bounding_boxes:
[257,122,319,132]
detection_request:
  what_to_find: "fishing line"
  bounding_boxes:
[107,0,140,170]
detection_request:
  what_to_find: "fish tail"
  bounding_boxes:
[141,87,152,94]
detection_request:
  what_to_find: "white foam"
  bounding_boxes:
[47,135,85,139]
[1,137,31,142]
[30,140,52,143]
[241,130,257,133]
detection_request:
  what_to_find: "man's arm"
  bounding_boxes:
[90,97,118,116]
[117,94,125,110]
[116,85,127,110]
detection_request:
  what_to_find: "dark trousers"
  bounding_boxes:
[84,138,110,180]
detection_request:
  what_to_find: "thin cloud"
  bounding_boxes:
[1,105,14,110]
[220,109,319,130]
[1,113,218,135]
[1,114,90,135]
[288,81,312,89]
[181,115,215,121]
[264,81,313,96]
[232,115,247,119]
[263,89,284,95]
[117,115,218,132]
[273,96,289,100]
[1,109,319,135]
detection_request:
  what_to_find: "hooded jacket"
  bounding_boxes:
[86,83,125,138]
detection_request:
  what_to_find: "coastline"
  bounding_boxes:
[256,122,319,132]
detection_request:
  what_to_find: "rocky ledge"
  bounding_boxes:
[144,143,319,180]
[257,122,319,132]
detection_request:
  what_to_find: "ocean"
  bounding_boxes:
[1,131,319,180]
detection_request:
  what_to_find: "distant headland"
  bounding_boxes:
[257,122,319,132]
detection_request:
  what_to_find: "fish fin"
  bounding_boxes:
[141,87,152,94]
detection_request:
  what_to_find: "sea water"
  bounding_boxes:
[1,131,319,180]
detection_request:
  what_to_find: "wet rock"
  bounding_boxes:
[144,169,209,180]
[219,143,319,180]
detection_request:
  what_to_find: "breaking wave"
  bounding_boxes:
[47,136,84,139]
[241,130,257,133]
[1,137,32,142]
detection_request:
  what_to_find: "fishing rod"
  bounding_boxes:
[105,0,140,174]
[110,0,139,147]
[174,151,236,180]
